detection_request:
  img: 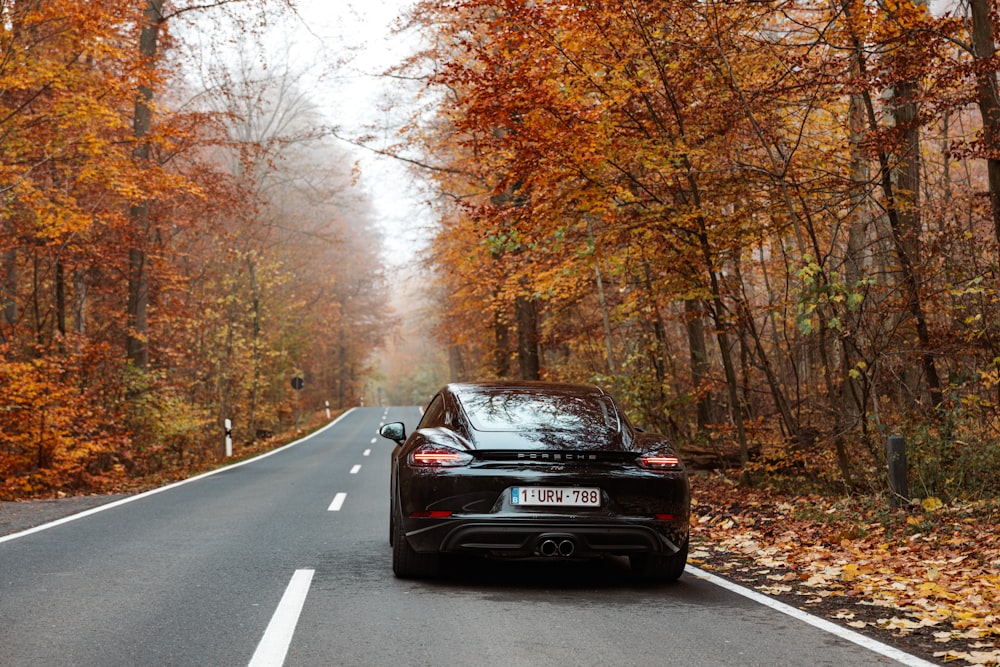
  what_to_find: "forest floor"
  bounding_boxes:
[690,474,1000,666]
[3,444,997,666]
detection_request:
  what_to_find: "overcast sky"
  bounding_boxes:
[284,1,428,268]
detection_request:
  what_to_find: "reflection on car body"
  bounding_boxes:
[378,381,690,581]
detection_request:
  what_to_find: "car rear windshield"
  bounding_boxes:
[458,390,621,434]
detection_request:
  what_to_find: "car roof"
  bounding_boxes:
[445,381,610,398]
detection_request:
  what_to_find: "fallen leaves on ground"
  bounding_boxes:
[690,474,1000,666]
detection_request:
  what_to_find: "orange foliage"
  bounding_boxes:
[0,1,391,498]
[399,0,1000,495]
[0,342,128,499]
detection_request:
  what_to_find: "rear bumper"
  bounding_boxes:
[395,461,690,559]
[403,516,689,559]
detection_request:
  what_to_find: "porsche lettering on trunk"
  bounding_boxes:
[516,452,597,461]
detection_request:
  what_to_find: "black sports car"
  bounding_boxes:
[378,381,690,581]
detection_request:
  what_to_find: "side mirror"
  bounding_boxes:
[379,422,407,445]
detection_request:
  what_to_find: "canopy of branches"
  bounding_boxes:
[396,0,1000,498]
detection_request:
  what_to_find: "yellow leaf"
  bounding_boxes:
[921,497,944,512]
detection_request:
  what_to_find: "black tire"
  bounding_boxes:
[389,468,397,546]
[630,540,688,582]
[392,505,440,578]
[388,495,395,547]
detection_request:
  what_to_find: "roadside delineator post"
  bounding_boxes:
[887,434,908,507]
[224,418,233,458]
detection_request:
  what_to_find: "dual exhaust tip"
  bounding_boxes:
[538,538,576,558]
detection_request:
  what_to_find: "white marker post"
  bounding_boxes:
[224,418,232,457]
[325,400,331,419]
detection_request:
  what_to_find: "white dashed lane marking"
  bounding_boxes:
[327,493,347,512]
[247,569,314,667]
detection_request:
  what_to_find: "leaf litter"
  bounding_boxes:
[690,475,1000,666]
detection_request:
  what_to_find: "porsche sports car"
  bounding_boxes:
[378,381,690,581]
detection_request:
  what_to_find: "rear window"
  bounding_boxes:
[458,390,620,434]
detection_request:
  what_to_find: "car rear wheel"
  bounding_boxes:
[388,498,395,547]
[392,506,440,578]
[630,540,688,582]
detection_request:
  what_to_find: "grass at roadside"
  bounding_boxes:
[120,410,341,493]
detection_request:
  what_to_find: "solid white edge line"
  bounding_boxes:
[686,565,939,667]
[349,465,361,475]
[247,568,315,667]
[0,410,358,545]
[5,404,929,666]
[327,493,347,512]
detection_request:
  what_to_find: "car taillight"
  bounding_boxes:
[411,510,454,518]
[409,444,473,467]
[639,454,682,470]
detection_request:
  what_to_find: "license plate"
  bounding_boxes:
[511,487,601,507]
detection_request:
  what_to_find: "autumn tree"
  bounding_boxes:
[0,0,392,496]
[399,0,1000,495]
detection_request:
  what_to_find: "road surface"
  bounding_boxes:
[0,407,935,666]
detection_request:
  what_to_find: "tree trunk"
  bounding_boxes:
[448,344,466,382]
[493,308,510,378]
[830,84,874,485]
[516,294,540,380]
[640,258,667,392]
[127,0,164,370]
[247,259,261,437]
[73,268,87,335]
[685,299,713,434]
[2,247,17,338]
[696,225,750,477]
[337,322,348,408]
[734,263,798,440]
[887,71,943,408]
[586,218,616,374]
[969,0,1000,247]
[844,0,943,410]
[55,260,66,338]
[680,160,750,477]
[841,85,870,427]
[594,257,616,374]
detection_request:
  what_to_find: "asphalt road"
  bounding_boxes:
[0,407,935,667]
